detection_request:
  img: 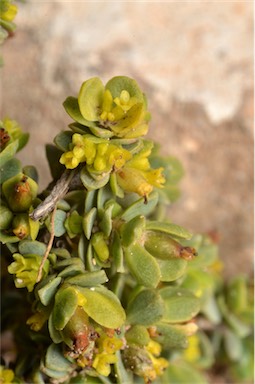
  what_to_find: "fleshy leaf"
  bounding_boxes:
[124,243,161,288]
[126,288,165,326]
[157,258,188,282]
[53,286,79,330]
[45,343,73,372]
[78,77,104,121]
[77,286,126,328]
[65,270,108,287]
[0,158,22,184]
[146,221,192,240]
[38,276,62,306]
[159,287,201,323]
[155,323,189,349]
[18,240,46,256]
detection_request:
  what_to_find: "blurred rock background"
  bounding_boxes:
[1,1,253,278]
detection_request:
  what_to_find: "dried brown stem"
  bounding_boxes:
[29,169,75,221]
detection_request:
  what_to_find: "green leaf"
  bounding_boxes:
[65,210,83,238]
[0,139,19,167]
[155,323,189,349]
[224,328,243,362]
[0,230,19,244]
[46,210,67,237]
[114,351,133,384]
[125,325,150,347]
[0,204,13,230]
[124,243,161,288]
[22,165,38,183]
[18,240,46,256]
[120,215,145,247]
[48,313,63,344]
[63,96,93,126]
[126,288,165,326]
[162,361,207,384]
[120,191,158,222]
[54,131,73,152]
[77,286,126,329]
[78,77,104,121]
[52,286,79,331]
[65,270,108,287]
[111,231,125,273]
[105,76,144,102]
[45,343,73,372]
[146,221,192,240]
[0,158,22,184]
[84,190,97,213]
[80,166,110,191]
[82,207,97,240]
[157,258,188,282]
[159,287,200,323]
[38,277,62,306]
[99,202,114,237]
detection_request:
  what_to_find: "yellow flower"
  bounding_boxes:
[92,353,117,376]
[1,3,17,22]
[183,334,201,363]
[26,311,48,331]
[8,253,49,292]
[0,366,15,383]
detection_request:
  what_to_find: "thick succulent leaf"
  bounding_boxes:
[0,139,19,167]
[78,77,104,121]
[0,158,22,184]
[0,230,19,244]
[157,258,188,282]
[65,270,108,287]
[80,166,110,191]
[0,204,13,230]
[110,173,124,198]
[120,191,158,222]
[124,243,161,288]
[99,202,114,237]
[224,328,243,362]
[38,276,62,306]
[161,361,207,384]
[46,210,67,238]
[77,286,126,328]
[45,343,73,372]
[48,313,63,343]
[105,76,144,102]
[23,165,38,183]
[120,215,145,247]
[54,131,73,152]
[84,190,97,213]
[18,240,46,256]
[111,231,125,273]
[159,287,201,323]
[155,323,189,349]
[125,325,150,347]
[126,288,165,326]
[146,221,192,240]
[63,96,94,126]
[52,286,79,330]
[82,207,97,239]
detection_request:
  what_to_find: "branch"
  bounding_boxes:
[29,169,76,221]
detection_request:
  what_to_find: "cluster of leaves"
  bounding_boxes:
[0,77,254,384]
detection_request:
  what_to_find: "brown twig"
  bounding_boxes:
[36,206,57,283]
[29,169,76,221]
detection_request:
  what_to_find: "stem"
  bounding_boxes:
[29,169,76,221]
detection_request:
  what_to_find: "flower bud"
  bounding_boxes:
[12,213,30,239]
[2,173,38,212]
[144,230,197,261]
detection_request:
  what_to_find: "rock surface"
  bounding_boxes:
[1,1,253,277]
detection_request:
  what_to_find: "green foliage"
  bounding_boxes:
[0,75,253,384]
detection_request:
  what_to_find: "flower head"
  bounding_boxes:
[8,253,49,292]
